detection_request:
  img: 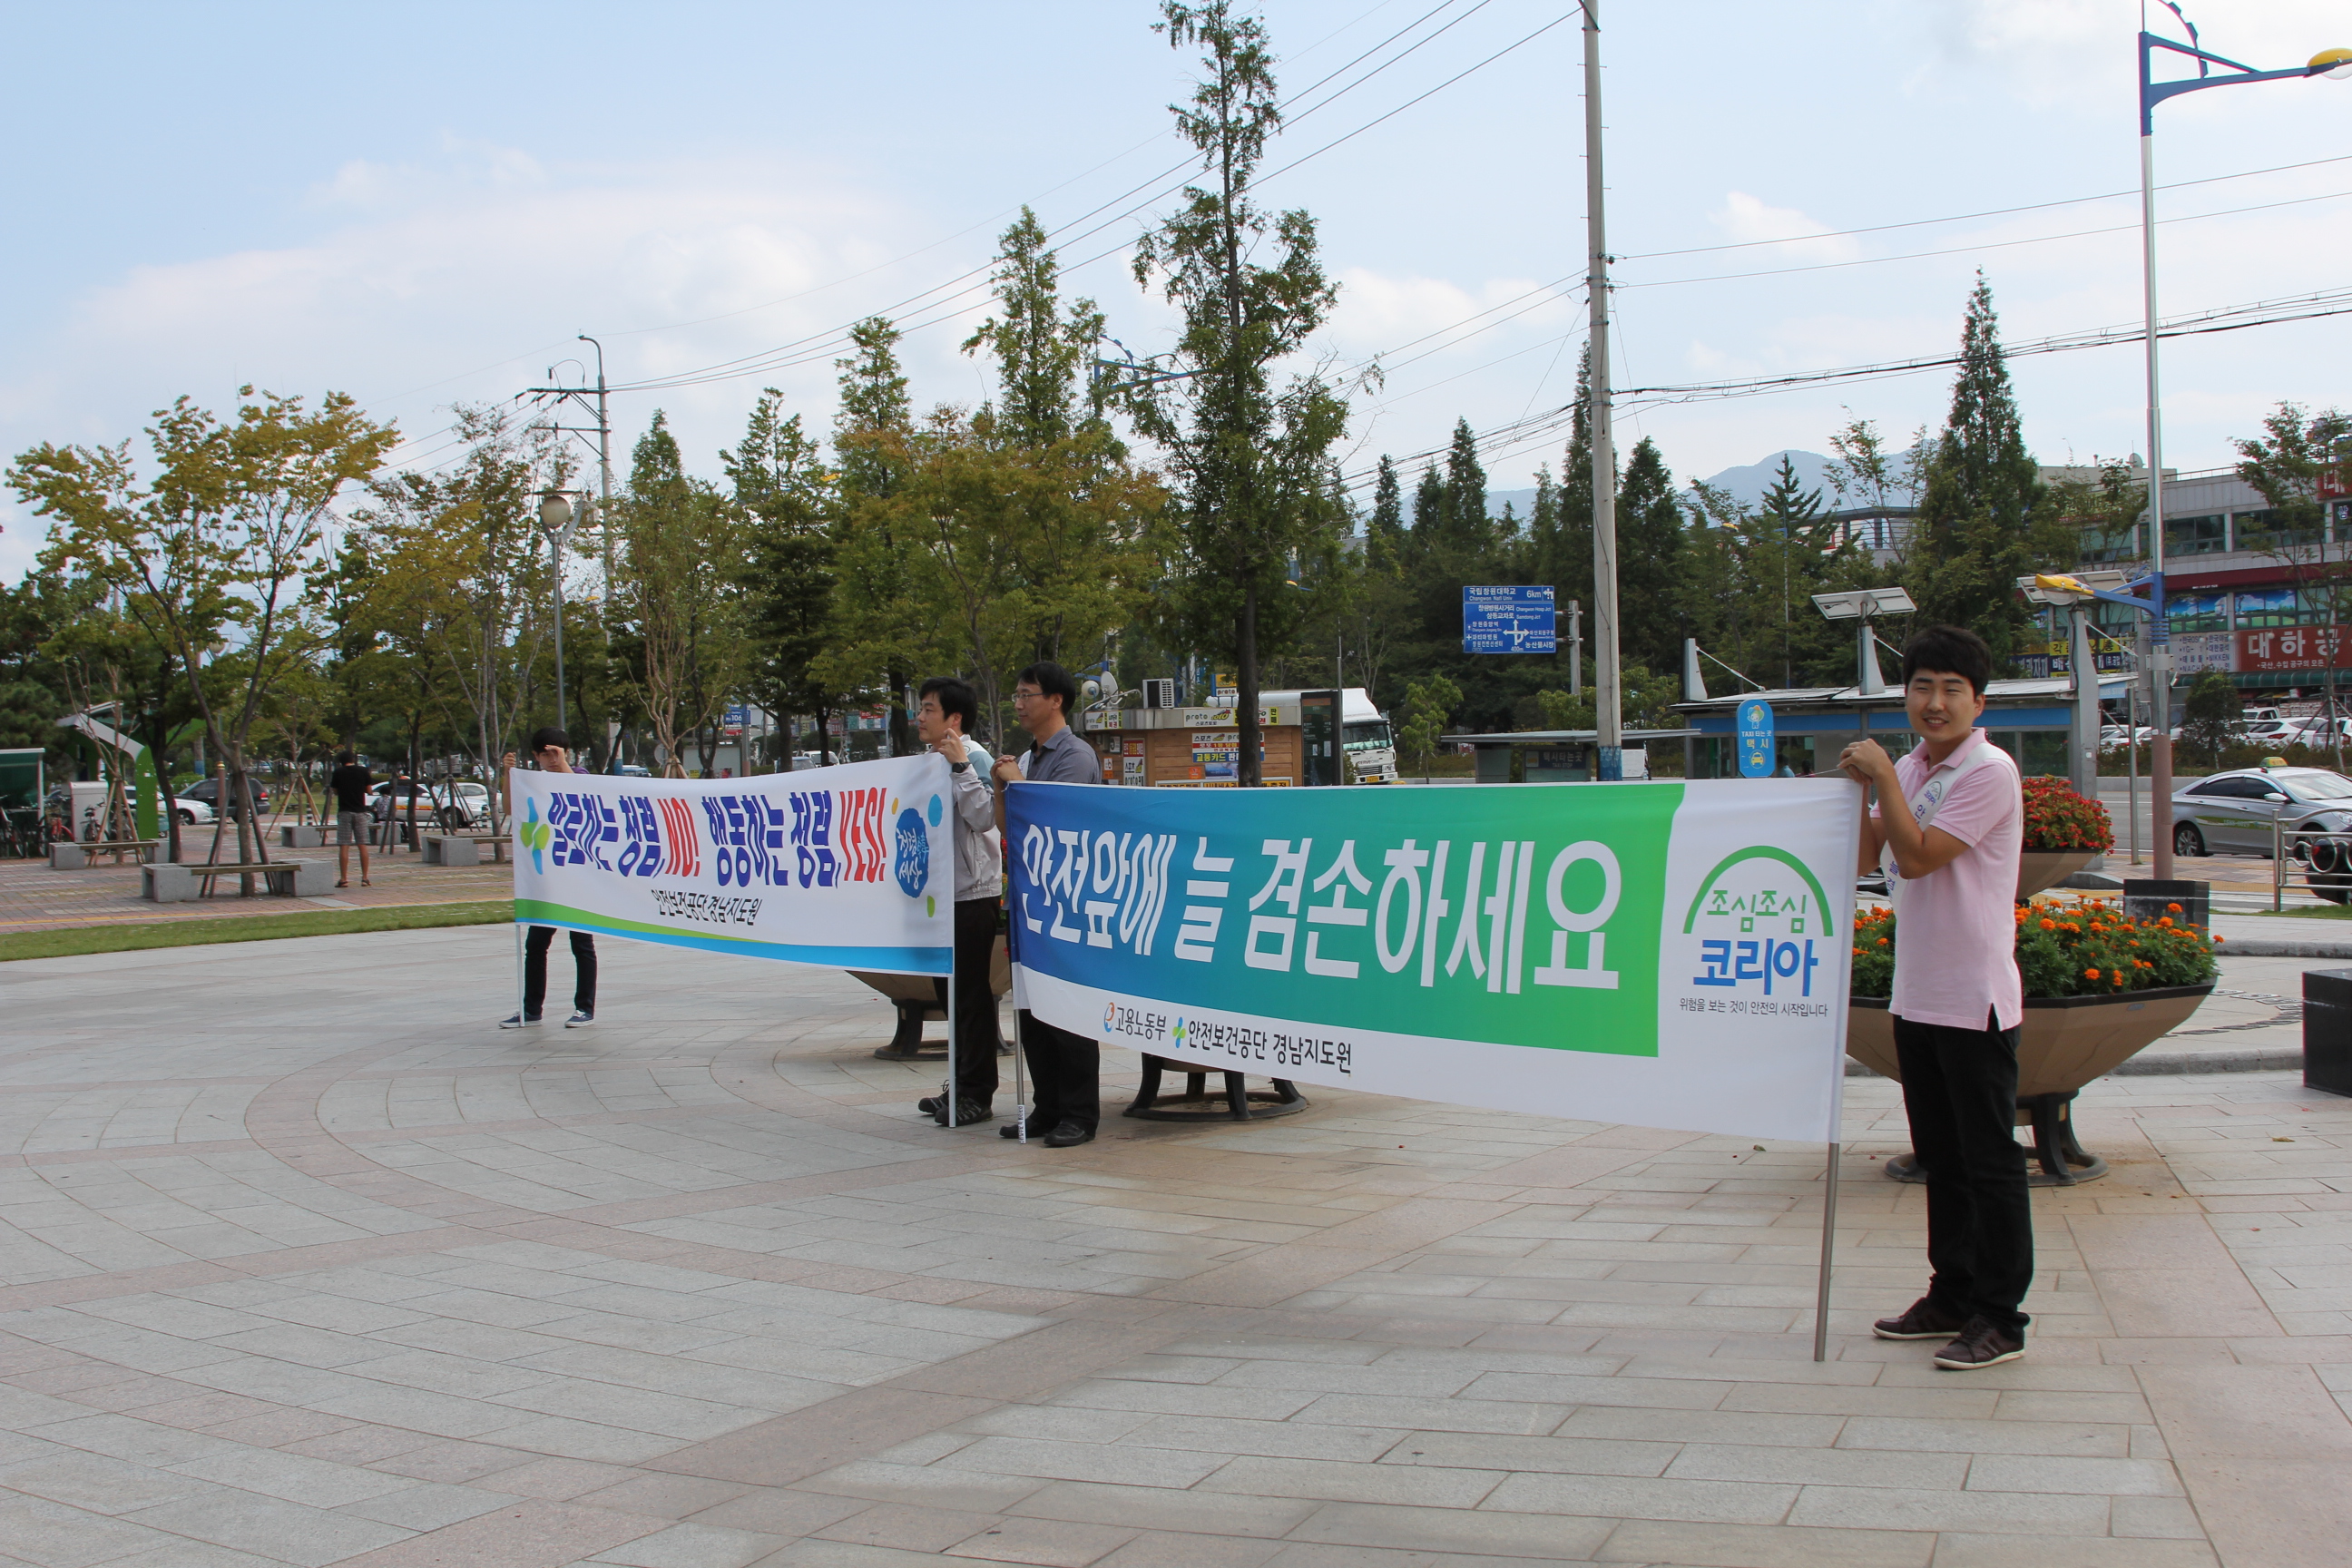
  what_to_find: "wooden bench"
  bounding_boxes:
[50,839,162,869]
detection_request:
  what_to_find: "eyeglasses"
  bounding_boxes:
[1013,688,1042,701]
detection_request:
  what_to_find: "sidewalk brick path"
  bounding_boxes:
[1,927,2347,1566]
[0,838,509,934]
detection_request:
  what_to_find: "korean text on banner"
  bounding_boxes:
[511,753,953,975]
[1005,778,1859,1142]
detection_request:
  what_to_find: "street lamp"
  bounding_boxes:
[2137,15,2349,877]
[535,490,584,749]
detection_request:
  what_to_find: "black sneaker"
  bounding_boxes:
[1935,1316,2025,1370]
[1873,1297,1968,1340]
[946,1099,994,1127]
[1042,1120,1093,1148]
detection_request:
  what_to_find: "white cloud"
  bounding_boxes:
[1709,192,1860,264]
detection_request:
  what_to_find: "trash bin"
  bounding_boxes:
[2303,968,2352,1097]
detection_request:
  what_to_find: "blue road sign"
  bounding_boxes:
[1736,699,1776,778]
[1462,585,1557,653]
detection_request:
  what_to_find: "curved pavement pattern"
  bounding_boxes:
[1,928,2348,1567]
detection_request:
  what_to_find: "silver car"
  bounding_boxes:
[2171,767,2352,899]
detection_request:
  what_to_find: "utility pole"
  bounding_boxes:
[581,336,614,610]
[1567,600,1583,695]
[1584,2,1622,777]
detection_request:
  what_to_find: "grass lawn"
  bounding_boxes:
[2244,902,2352,919]
[0,900,514,962]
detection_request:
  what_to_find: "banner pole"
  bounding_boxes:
[946,922,958,1131]
[1812,1141,1840,1362]
[514,922,525,1026]
[1014,1002,1027,1143]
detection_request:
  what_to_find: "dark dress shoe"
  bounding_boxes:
[1872,1297,1968,1340]
[1041,1120,1093,1148]
[999,1119,1037,1139]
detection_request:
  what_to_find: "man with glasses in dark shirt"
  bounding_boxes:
[992,662,1103,1147]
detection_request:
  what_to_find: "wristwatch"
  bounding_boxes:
[950,760,969,772]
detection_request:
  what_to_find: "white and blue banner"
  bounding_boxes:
[511,754,952,975]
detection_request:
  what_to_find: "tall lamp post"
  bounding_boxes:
[536,491,586,749]
[2136,18,2350,877]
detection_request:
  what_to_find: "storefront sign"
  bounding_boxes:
[2238,625,2348,673]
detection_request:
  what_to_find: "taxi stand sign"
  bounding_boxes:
[1737,699,1776,778]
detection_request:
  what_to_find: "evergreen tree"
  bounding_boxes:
[1904,274,2055,669]
[1410,465,1446,537]
[1439,417,1490,552]
[1756,455,1827,688]
[725,389,838,767]
[1128,0,1348,785]
[826,317,930,753]
[960,206,1106,452]
[1367,455,1404,571]
[1615,437,1687,678]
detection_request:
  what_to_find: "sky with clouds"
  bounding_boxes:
[5,0,2350,581]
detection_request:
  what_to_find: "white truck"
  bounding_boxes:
[1256,688,1399,784]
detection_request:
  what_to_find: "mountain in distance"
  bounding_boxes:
[1483,448,1843,523]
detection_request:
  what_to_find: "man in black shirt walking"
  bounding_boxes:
[328,750,372,888]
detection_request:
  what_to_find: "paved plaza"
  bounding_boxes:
[2,927,2349,1567]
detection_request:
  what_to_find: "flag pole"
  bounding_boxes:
[1813,1141,1841,1362]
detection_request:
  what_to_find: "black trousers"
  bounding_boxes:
[524,926,597,1017]
[1015,1010,1099,1135]
[932,898,1002,1104]
[1895,1008,2033,1334]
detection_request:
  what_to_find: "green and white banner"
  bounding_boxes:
[1005,778,1859,1142]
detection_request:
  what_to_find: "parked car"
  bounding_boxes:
[612,763,651,778]
[370,779,494,829]
[2231,719,2302,748]
[177,776,270,819]
[2283,715,2352,749]
[154,789,215,827]
[2171,767,2352,894]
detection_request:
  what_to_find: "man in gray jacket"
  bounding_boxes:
[916,676,1001,1126]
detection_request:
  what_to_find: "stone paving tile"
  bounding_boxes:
[5,929,2351,1567]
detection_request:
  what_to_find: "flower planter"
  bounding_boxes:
[2016,848,2097,898]
[1847,983,2214,1184]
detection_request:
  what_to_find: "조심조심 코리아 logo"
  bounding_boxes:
[1681,846,1832,1001]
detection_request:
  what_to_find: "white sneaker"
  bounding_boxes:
[564,1011,595,1028]
[499,1014,542,1029]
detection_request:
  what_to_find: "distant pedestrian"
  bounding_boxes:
[915,675,1000,1128]
[499,727,598,1030]
[991,662,1103,1149]
[328,750,372,887]
[1838,625,2030,1370]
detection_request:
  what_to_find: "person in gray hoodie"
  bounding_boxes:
[914,676,1002,1126]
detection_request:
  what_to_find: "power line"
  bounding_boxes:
[1336,289,2352,492]
[1617,151,2352,262]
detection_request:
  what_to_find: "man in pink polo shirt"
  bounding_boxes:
[1838,625,2028,1370]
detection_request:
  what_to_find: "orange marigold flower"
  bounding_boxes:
[2084,967,2100,979]
[1877,937,1889,946]
[2167,901,2183,913]
[2040,918,2057,930]
[1854,947,1865,956]
[2215,935,2226,943]
[2158,916,2173,927]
